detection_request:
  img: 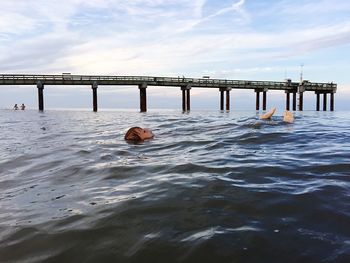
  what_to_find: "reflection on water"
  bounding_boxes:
[0,109,350,262]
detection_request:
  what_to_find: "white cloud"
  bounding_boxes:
[277,0,350,15]
[0,13,36,34]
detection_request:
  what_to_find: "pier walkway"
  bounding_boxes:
[0,74,337,112]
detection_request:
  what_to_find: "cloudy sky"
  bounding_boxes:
[1,0,350,110]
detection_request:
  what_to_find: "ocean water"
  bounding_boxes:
[0,109,349,263]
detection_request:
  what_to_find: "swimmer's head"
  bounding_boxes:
[124,127,154,141]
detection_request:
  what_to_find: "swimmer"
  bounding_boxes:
[13,104,18,110]
[20,103,26,110]
[260,107,294,123]
[125,127,154,142]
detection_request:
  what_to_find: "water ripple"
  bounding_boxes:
[0,110,350,262]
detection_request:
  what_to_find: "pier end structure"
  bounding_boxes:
[0,74,337,112]
[315,84,336,111]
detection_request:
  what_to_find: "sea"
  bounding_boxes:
[0,109,349,263]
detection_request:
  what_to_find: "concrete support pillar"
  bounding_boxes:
[37,81,44,111]
[298,85,305,111]
[292,92,297,111]
[299,92,304,111]
[220,90,224,111]
[323,93,327,111]
[226,90,230,111]
[92,82,98,112]
[219,88,231,111]
[255,89,267,111]
[255,90,260,111]
[330,92,334,111]
[181,85,191,112]
[286,92,290,110]
[186,89,191,111]
[139,83,147,112]
[316,93,320,111]
[182,89,186,112]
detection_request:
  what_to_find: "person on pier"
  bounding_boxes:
[20,103,26,110]
[125,127,154,142]
[260,107,294,123]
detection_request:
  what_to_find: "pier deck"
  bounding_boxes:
[0,74,337,112]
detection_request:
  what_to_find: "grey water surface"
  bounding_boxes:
[0,109,349,262]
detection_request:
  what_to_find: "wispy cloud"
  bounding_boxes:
[206,0,246,19]
[174,0,248,33]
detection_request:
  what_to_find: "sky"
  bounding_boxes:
[0,0,350,111]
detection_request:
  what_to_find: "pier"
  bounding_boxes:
[0,74,337,112]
